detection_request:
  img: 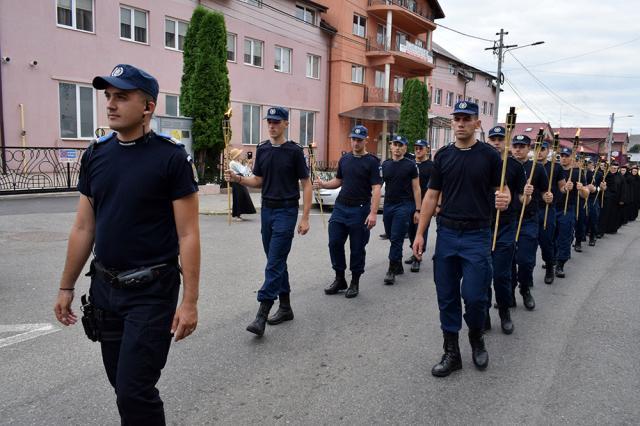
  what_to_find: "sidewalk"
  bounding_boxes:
[199,191,263,215]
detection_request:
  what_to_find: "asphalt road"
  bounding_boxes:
[1,197,638,425]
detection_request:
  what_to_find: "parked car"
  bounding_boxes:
[314,184,385,211]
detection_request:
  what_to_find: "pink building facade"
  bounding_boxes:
[0,0,331,161]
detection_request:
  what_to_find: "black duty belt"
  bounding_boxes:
[336,197,370,207]
[90,259,178,289]
[262,199,299,209]
[437,216,490,230]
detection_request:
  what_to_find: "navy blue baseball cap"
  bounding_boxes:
[560,147,572,156]
[349,125,368,140]
[92,64,159,100]
[452,100,479,115]
[512,135,531,145]
[541,140,550,149]
[415,139,430,148]
[391,135,408,145]
[264,106,289,121]
[488,126,506,138]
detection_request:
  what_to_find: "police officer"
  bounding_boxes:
[584,159,603,246]
[225,107,312,336]
[536,141,566,284]
[54,64,200,425]
[315,125,382,298]
[510,135,551,310]
[413,101,510,377]
[485,126,525,333]
[381,135,421,285]
[573,157,591,252]
[405,139,433,273]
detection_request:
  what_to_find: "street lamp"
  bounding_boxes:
[485,29,545,124]
[607,113,634,162]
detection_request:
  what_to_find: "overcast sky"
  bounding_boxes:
[432,0,639,133]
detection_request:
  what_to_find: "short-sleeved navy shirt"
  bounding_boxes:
[417,160,434,197]
[335,153,382,204]
[491,155,526,222]
[77,132,199,270]
[381,157,418,204]
[252,140,309,201]
[544,161,565,201]
[586,169,603,200]
[520,160,549,216]
[429,140,502,222]
[555,167,587,207]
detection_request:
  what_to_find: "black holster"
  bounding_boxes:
[80,294,101,342]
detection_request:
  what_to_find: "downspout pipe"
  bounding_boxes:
[0,48,6,174]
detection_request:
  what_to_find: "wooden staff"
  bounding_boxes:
[543,132,560,230]
[307,142,326,229]
[563,129,581,215]
[575,154,584,219]
[584,159,600,215]
[515,128,545,242]
[222,107,233,225]
[492,106,517,251]
[600,162,611,208]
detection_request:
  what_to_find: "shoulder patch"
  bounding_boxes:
[156,132,184,147]
[96,132,116,144]
[257,140,270,148]
[186,154,199,184]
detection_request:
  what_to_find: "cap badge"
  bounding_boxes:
[269,108,276,115]
[111,66,124,77]
[493,127,501,132]
[516,135,524,140]
[459,102,467,109]
[355,128,361,134]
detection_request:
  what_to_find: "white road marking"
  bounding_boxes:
[0,323,60,349]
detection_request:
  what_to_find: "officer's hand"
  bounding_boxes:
[313,178,323,190]
[543,191,554,204]
[298,217,310,235]
[365,213,377,229]
[54,290,77,326]
[576,182,584,190]
[223,169,240,183]
[600,182,607,190]
[588,184,596,193]
[413,211,420,224]
[495,191,510,211]
[171,302,198,342]
[565,181,574,191]
[524,183,534,197]
[412,236,424,261]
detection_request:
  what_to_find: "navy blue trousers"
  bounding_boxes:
[512,217,539,291]
[554,208,576,263]
[489,220,516,309]
[90,265,180,426]
[575,202,587,242]
[383,201,414,262]
[258,206,298,301]
[586,198,600,237]
[538,206,556,264]
[433,225,492,333]
[408,218,429,256]
[328,202,371,275]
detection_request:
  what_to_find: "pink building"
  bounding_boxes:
[0,0,332,162]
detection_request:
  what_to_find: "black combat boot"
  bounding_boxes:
[267,293,294,325]
[468,328,489,370]
[483,309,492,331]
[246,300,274,336]
[384,261,396,285]
[394,261,404,275]
[574,240,583,252]
[544,262,555,284]
[404,255,416,264]
[498,307,514,335]
[324,271,347,295]
[521,287,535,310]
[431,332,462,377]
[555,261,566,278]
[345,274,360,299]
[410,258,421,273]
[588,235,596,246]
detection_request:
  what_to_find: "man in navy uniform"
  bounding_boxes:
[582,159,602,246]
[315,125,382,298]
[381,135,421,285]
[510,135,551,310]
[225,107,312,336]
[405,139,433,273]
[486,126,525,333]
[413,101,511,377]
[54,64,200,425]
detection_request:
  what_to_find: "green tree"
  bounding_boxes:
[629,144,640,153]
[179,6,207,118]
[398,79,429,151]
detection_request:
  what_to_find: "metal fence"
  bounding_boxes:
[0,147,86,195]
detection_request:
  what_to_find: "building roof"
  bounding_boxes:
[496,122,552,139]
[431,41,495,79]
[556,127,609,140]
[301,0,328,13]
[613,132,629,143]
[428,0,446,20]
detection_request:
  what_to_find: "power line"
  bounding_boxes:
[503,77,552,124]
[435,23,494,42]
[506,69,640,79]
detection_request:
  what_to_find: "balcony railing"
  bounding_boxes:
[364,86,403,104]
[368,0,436,22]
[366,37,434,64]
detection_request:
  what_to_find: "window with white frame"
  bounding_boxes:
[120,6,148,43]
[376,24,386,46]
[241,0,261,6]
[59,82,95,139]
[395,32,407,49]
[415,38,424,48]
[482,101,488,114]
[295,4,316,24]
[374,71,385,88]
[306,54,320,79]
[274,46,292,73]
[166,94,179,117]
[489,103,494,116]
[242,104,261,145]
[434,88,442,105]
[227,33,237,61]
[351,65,364,84]
[352,14,366,38]
[448,63,456,74]
[444,128,452,143]
[57,0,93,32]
[486,77,492,87]
[299,111,315,146]
[244,38,263,67]
[446,91,453,107]
[394,76,405,93]
[165,18,188,51]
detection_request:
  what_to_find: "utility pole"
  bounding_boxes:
[607,112,615,162]
[485,30,517,124]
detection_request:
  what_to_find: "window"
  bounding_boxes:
[120,6,148,43]
[352,14,366,38]
[474,98,479,105]
[466,96,472,102]
[393,76,405,93]
[486,77,492,87]
[482,101,488,114]
[395,32,407,49]
[457,94,463,102]
[299,111,315,146]
[166,94,179,117]
[59,82,95,139]
[242,104,261,145]
[242,0,261,5]
[489,103,494,116]
[244,38,263,67]
[57,0,93,32]
[375,71,385,88]
[351,65,364,84]
[306,54,320,79]
[227,33,237,61]
[274,46,292,73]
[448,63,456,75]
[376,24,386,46]
[444,128,452,143]
[165,18,188,51]
[446,91,454,107]
[295,4,316,24]
[434,88,442,105]
[415,39,424,48]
